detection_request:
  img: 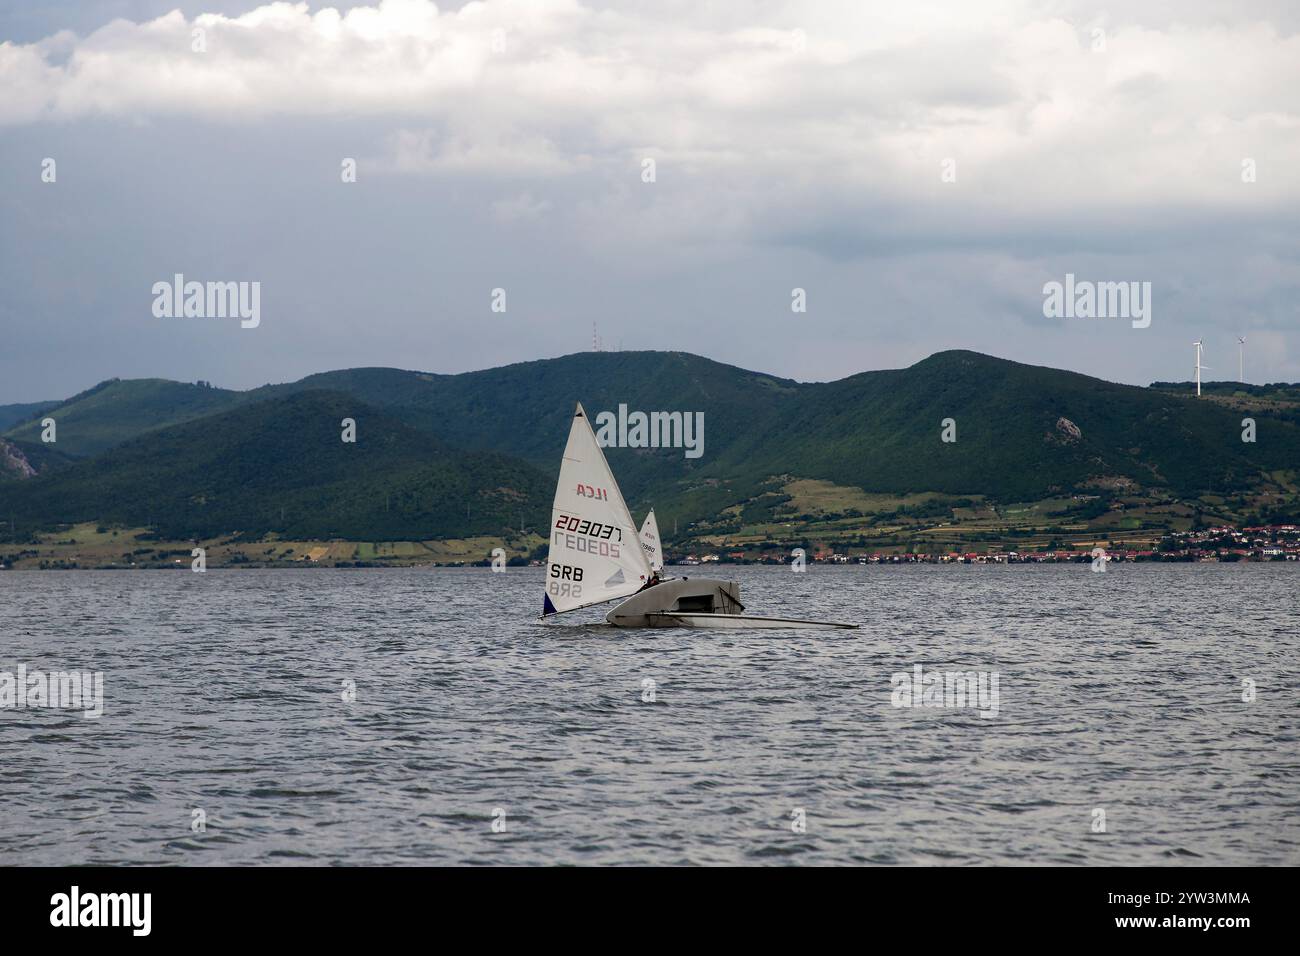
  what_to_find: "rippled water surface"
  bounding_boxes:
[2,565,1297,865]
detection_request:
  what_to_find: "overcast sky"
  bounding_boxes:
[1,0,1298,403]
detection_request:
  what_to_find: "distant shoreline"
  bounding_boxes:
[3,559,1296,572]
[2,520,1296,571]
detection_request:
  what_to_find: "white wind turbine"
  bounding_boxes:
[1193,340,1209,396]
[1237,336,1246,383]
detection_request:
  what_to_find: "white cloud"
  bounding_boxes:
[1,0,1297,209]
[2,1,1299,399]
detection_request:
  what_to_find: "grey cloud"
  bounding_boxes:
[0,1,1297,403]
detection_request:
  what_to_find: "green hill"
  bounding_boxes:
[704,351,1300,500]
[3,378,245,457]
[1149,379,1300,429]
[0,400,60,432]
[254,352,803,499]
[0,438,75,482]
[2,354,799,500]
[3,350,1298,549]
[0,391,551,541]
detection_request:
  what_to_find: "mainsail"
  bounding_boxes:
[639,509,663,573]
[543,403,653,616]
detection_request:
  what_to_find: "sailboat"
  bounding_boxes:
[639,509,663,574]
[541,403,857,629]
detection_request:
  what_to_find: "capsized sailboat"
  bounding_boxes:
[541,403,858,629]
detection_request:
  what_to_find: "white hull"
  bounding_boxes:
[645,612,858,630]
[605,577,856,629]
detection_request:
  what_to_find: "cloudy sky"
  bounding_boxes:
[1,0,1298,403]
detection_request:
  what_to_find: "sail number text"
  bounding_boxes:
[554,514,623,541]
[549,563,584,599]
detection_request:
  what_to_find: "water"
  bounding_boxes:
[1,565,1297,866]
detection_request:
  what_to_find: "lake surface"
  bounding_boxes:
[1,565,1297,866]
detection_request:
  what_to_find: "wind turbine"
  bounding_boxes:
[1237,336,1245,383]
[1193,340,1209,397]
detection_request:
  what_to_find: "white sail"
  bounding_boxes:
[543,403,653,616]
[639,509,663,573]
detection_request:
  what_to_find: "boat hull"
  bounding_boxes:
[605,577,744,626]
[644,612,858,630]
[605,577,856,629]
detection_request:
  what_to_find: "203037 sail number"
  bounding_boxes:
[554,515,622,541]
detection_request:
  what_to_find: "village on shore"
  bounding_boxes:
[661,525,1300,566]
[4,523,1298,570]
